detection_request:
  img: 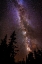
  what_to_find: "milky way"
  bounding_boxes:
[0,0,42,62]
[14,0,40,52]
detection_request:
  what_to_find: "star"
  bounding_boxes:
[22,30,26,36]
[27,47,31,52]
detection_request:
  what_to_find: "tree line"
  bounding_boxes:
[0,31,42,64]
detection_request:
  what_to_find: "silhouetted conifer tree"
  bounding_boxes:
[28,52,34,64]
[26,55,28,64]
[26,49,42,64]
[0,34,7,64]
[22,58,25,64]
[8,31,19,64]
[34,49,42,64]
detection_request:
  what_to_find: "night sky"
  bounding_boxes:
[0,0,42,62]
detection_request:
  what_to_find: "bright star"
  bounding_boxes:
[22,31,26,35]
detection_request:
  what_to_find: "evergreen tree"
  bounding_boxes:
[34,49,42,64]
[8,31,19,64]
[0,34,7,64]
[22,58,25,64]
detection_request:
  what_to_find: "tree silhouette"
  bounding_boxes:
[0,31,42,64]
[34,49,42,64]
[8,31,19,64]
[0,31,19,64]
[0,34,7,64]
[27,52,34,64]
[22,58,25,64]
[26,49,42,64]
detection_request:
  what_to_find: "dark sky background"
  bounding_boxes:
[0,0,42,62]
